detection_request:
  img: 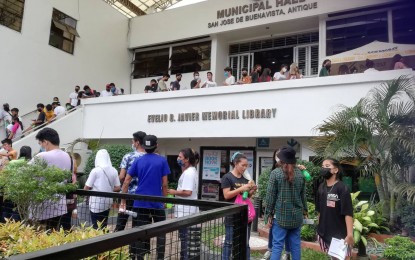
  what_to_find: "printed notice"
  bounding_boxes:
[202,150,221,180]
[328,238,347,260]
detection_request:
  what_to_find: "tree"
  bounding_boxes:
[310,76,415,225]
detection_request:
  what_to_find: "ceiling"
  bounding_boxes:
[102,0,183,18]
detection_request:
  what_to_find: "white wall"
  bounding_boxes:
[129,0,399,48]
[0,0,131,114]
[82,69,412,139]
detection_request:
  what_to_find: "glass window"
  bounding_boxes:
[326,12,388,55]
[393,7,415,44]
[171,41,211,74]
[132,48,169,79]
[49,9,79,54]
[0,0,25,32]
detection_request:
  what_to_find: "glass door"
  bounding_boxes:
[294,44,319,77]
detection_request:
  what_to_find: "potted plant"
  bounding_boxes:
[352,192,389,258]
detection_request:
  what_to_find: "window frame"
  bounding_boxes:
[0,0,25,32]
[49,8,79,55]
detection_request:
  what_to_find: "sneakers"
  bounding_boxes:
[281,253,291,260]
[261,250,271,260]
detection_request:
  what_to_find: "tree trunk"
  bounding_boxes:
[389,192,397,227]
[375,173,390,219]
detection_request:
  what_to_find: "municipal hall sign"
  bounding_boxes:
[208,0,318,28]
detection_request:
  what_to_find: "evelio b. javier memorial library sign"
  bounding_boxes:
[147,108,277,123]
[208,0,318,28]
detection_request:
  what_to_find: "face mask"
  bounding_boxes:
[131,144,135,151]
[282,68,287,73]
[194,76,199,80]
[37,108,42,112]
[242,72,248,76]
[325,64,331,69]
[177,159,185,167]
[39,146,46,152]
[111,87,116,93]
[224,72,229,77]
[320,168,333,179]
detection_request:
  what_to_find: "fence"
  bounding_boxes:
[2,189,248,260]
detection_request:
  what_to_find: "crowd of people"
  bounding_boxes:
[0,124,358,260]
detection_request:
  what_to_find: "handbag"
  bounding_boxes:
[66,154,77,211]
[234,193,256,223]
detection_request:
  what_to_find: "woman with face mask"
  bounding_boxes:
[221,152,257,260]
[273,64,288,81]
[316,158,354,259]
[319,59,331,77]
[167,148,200,260]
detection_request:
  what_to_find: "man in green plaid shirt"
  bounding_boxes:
[264,146,307,260]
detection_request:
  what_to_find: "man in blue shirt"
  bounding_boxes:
[114,131,146,232]
[120,134,170,260]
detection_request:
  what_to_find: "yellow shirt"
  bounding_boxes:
[44,109,54,122]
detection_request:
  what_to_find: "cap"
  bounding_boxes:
[277,146,296,164]
[142,135,157,149]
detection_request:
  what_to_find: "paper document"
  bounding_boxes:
[328,238,347,260]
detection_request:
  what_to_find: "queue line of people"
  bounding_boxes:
[0,126,355,260]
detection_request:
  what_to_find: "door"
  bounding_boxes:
[294,44,319,77]
[229,53,254,81]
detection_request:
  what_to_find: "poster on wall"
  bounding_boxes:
[202,150,221,180]
[201,183,220,201]
[260,157,274,175]
[230,150,254,179]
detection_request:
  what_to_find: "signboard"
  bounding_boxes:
[257,137,270,148]
[260,157,274,175]
[202,150,222,181]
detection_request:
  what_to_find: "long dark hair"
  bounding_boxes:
[324,157,342,180]
[282,162,295,184]
[12,116,23,131]
[180,148,200,166]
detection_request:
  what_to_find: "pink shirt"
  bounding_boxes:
[394,61,408,70]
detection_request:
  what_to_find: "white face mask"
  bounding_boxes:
[282,68,287,73]
[195,76,199,80]
[131,144,135,151]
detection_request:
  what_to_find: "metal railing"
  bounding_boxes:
[5,190,248,260]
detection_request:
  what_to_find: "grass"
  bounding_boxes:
[250,249,329,259]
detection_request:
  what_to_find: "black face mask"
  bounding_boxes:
[325,64,331,69]
[320,168,333,179]
[37,108,42,112]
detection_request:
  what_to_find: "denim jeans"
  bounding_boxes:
[222,223,251,260]
[268,222,290,253]
[179,228,189,260]
[90,209,110,229]
[271,222,301,260]
[131,208,166,260]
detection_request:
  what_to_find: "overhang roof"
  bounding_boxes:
[103,0,183,18]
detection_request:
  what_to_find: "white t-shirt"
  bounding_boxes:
[69,92,78,107]
[225,76,235,86]
[100,90,113,97]
[7,123,22,140]
[29,149,72,220]
[86,166,120,213]
[273,72,287,80]
[174,166,199,218]
[54,106,66,118]
[203,80,217,88]
[364,68,379,73]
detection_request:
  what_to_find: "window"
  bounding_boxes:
[49,9,79,54]
[171,41,211,74]
[0,0,25,32]
[132,48,169,79]
[326,12,388,56]
[393,7,415,44]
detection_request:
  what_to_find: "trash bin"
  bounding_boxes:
[252,197,262,232]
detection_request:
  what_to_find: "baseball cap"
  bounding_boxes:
[143,135,157,149]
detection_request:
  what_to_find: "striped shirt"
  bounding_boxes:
[264,167,307,229]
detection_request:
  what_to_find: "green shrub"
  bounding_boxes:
[84,144,132,176]
[257,167,271,201]
[0,220,129,258]
[0,159,77,224]
[383,236,415,260]
[397,202,415,237]
[301,202,317,241]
